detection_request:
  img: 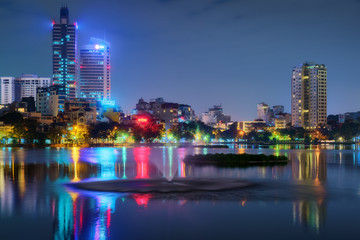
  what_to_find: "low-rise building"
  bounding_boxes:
[238,120,266,133]
[201,105,231,129]
[133,97,194,130]
[275,118,287,129]
[65,99,97,127]
[36,86,66,116]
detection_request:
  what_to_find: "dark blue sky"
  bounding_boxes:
[1,0,360,120]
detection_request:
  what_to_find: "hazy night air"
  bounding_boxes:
[1,0,360,120]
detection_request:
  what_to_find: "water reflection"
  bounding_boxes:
[134,147,150,179]
[0,146,360,239]
[293,200,326,233]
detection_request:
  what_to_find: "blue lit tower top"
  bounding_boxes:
[52,7,78,100]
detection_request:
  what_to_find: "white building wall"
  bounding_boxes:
[0,77,15,104]
[15,75,51,101]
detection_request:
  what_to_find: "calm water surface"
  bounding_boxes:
[0,145,360,240]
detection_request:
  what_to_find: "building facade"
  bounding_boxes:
[273,105,285,115]
[201,105,231,127]
[291,63,327,128]
[14,74,51,102]
[257,102,270,124]
[238,120,266,133]
[36,86,66,116]
[52,7,78,100]
[0,77,15,104]
[80,38,111,102]
[1,75,51,104]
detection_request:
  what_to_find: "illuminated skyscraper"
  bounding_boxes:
[291,63,327,128]
[79,38,111,102]
[52,7,78,100]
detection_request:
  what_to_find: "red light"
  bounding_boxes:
[137,118,148,123]
[107,66,110,70]
[80,65,83,69]
[133,194,152,207]
[52,21,55,26]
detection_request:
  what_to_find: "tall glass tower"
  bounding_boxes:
[52,7,78,100]
[79,38,111,102]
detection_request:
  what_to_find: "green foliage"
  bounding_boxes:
[169,122,197,141]
[132,124,164,142]
[331,121,360,140]
[11,119,40,144]
[245,130,272,142]
[47,127,65,144]
[89,122,115,141]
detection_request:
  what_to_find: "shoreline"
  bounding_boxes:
[0,141,358,149]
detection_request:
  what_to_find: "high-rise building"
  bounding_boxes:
[52,7,78,100]
[0,77,15,104]
[14,74,51,102]
[79,38,111,102]
[291,63,327,128]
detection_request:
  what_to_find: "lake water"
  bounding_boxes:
[0,145,360,240]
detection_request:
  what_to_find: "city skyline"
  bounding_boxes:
[1,0,360,120]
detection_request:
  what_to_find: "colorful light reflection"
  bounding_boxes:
[134,147,150,179]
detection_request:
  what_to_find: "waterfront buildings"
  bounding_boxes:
[0,75,51,104]
[178,104,196,122]
[52,7,78,100]
[273,105,285,115]
[238,120,266,133]
[275,118,287,129]
[151,98,179,130]
[256,103,289,126]
[36,86,66,116]
[257,102,271,125]
[133,98,196,129]
[201,105,231,128]
[291,63,327,128]
[14,74,51,102]
[80,38,111,102]
[0,77,15,104]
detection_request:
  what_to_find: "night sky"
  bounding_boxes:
[1,0,360,120]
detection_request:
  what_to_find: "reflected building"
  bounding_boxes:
[291,151,327,182]
[290,151,327,232]
[293,200,326,233]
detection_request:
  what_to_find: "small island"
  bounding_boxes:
[183,153,288,167]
